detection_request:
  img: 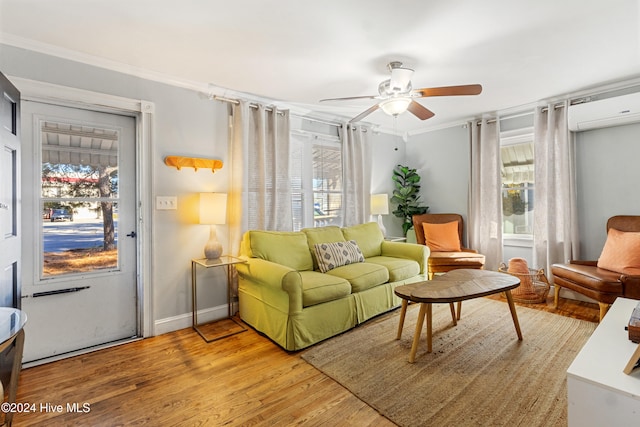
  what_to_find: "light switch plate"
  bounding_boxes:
[156,196,177,210]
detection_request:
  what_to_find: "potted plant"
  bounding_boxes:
[391,164,429,236]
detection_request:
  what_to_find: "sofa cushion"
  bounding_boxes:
[314,240,365,273]
[422,221,461,252]
[366,256,420,282]
[302,226,346,269]
[326,262,389,292]
[341,222,384,258]
[597,228,640,275]
[248,230,313,271]
[298,271,352,307]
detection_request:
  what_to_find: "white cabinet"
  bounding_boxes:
[567,297,640,426]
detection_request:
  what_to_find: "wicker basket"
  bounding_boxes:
[498,263,550,304]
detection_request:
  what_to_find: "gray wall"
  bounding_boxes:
[405,125,470,243]
[403,118,640,266]
[0,43,404,333]
[1,44,232,328]
[575,122,640,259]
[370,131,406,238]
[3,42,638,327]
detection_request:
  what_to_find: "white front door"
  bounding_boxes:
[20,101,139,363]
[0,73,20,309]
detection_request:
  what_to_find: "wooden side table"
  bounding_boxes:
[191,256,247,342]
[0,308,27,427]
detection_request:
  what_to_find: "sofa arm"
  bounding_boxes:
[381,241,430,275]
[236,258,304,314]
[622,275,640,300]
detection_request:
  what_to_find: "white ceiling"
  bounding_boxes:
[1,0,639,135]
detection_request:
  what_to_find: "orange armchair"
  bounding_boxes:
[412,213,486,280]
[552,215,640,321]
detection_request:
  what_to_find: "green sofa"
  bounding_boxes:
[236,222,429,351]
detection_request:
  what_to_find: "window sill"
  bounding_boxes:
[503,235,533,248]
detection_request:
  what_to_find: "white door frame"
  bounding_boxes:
[11,76,155,338]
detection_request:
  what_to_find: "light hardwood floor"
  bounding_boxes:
[10,296,597,426]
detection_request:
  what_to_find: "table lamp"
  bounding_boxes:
[371,193,389,236]
[199,192,227,259]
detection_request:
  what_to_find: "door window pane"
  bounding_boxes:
[41,121,119,277]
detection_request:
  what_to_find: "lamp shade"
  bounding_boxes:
[371,194,389,215]
[380,97,411,116]
[199,193,227,225]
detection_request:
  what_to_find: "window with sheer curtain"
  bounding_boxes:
[501,136,534,237]
[290,130,343,231]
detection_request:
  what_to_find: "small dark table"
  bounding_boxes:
[394,269,522,362]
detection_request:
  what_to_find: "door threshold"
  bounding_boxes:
[23,336,142,368]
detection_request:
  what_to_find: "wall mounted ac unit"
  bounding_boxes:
[568,91,640,131]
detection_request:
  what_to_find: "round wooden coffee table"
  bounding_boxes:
[394,269,522,363]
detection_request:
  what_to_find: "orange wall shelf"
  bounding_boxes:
[164,156,223,172]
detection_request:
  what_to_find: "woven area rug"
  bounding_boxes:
[301,297,597,427]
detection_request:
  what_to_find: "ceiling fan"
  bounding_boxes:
[320,61,482,123]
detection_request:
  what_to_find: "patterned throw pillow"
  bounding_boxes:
[314,240,365,273]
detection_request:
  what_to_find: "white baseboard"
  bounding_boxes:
[153,304,231,336]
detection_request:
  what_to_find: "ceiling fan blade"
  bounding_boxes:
[414,84,483,98]
[319,94,379,102]
[407,101,435,120]
[349,104,380,123]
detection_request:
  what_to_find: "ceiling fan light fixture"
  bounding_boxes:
[380,97,412,116]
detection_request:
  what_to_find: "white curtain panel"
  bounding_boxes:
[227,101,249,255]
[533,101,579,273]
[244,103,292,231]
[469,118,503,270]
[340,124,372,226]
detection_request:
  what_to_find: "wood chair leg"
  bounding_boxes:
[554,285,561,309]
[598,302,610,322]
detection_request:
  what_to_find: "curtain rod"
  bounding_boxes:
[477,102,566,125]
[213,94,348,128]
[212,94,282,114]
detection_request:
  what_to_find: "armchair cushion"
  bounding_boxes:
[428,251,486,268]
[422,221,462,252]
[597,228,640,275]
[552,262,624,296]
